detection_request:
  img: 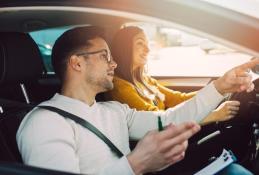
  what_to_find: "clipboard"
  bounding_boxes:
[194,149,237,175]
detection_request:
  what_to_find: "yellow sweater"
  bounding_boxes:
[109,76,196,111]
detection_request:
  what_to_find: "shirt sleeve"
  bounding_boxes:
[16,109,81,173]
[99,156,135,175]
[127,82,224,139]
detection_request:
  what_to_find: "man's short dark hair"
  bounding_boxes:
[52,26,106,81]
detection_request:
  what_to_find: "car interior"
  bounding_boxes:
[0,6,140,175]
[0,1,259,174]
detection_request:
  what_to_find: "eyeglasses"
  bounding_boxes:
[76,49,113,63]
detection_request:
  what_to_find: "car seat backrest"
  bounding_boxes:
[0,107,31,163]
[0,32,45,103]
[0,32,44,84]
[0,32,44,163]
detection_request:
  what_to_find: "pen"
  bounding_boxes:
[158,116,164,131]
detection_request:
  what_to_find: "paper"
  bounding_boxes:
[194,149,237,175]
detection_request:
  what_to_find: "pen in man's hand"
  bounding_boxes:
[158,116,164,131]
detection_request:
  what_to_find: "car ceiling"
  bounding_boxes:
[0,10,130,32]
[1,0,259,56]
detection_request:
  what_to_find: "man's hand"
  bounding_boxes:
[126,121,200,175]
[214,58,259,95]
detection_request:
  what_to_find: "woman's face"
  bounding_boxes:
[132,32,150,69]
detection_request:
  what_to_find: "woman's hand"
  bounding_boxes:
[201,101,240,125]
[214,58,259,95]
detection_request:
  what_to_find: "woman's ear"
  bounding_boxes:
[69,55,82,71]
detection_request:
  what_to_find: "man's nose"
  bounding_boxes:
[110,58,117,69]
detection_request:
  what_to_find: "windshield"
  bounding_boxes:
[125,22,252,78]
[202,0,259,19]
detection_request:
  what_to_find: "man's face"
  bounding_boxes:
[80,37,117,92]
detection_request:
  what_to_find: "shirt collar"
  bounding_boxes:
[43,93,98,120]
[53,93,96,107]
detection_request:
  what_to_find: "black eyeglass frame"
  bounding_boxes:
[76,49,113,63]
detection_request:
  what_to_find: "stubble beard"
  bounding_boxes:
[88,77,114,93]
[102,79,114,91]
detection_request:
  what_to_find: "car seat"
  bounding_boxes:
[0,32,44,162]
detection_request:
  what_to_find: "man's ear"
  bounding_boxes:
[69,55,83,71]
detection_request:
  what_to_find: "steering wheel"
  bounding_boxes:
[185,80,259,172]
[228,78,259,123]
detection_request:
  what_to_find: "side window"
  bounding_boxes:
[125,23,252,78]
[29,27,71,73]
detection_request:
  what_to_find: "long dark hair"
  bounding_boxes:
[111,26,164,102]
[111,26,142,83]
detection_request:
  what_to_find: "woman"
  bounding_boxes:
[109,26,240,124]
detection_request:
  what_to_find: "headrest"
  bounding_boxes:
[0,32,44,84]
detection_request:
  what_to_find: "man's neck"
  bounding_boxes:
[61,82,97,106]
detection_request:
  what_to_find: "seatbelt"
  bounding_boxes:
[0,99,124,157]
[38,105,124,158]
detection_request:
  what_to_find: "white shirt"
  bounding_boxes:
[16,82,223,174]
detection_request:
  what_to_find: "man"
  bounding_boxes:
[17,26,255,174]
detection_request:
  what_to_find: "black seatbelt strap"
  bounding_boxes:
[38,105,124,158]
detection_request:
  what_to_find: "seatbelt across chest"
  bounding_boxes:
[38,105,124,158]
